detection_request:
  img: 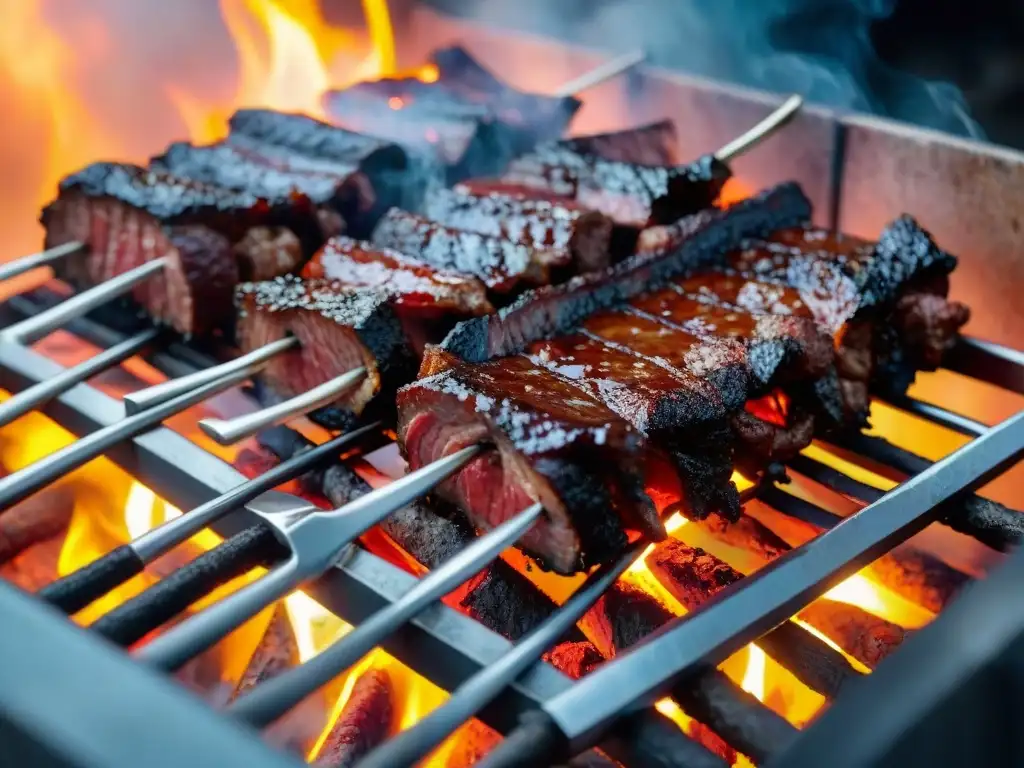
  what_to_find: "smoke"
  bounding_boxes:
[437,0,984,139]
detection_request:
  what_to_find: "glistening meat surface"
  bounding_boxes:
[400,351,660,574]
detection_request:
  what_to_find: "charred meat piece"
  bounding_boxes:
[323,46,579,182]
[236,276,416,428]
[40,163,330,335]
[526,329,738,519]
[504,146,732,227]
[370,207,562,294]
[560,120,681,166]
[400,350,660,574]
[299,236,493,354]
[225,109,410,238]
[724,219,970,414]
[423,187,617,274]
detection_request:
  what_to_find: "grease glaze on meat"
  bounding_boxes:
[401,350,660,574]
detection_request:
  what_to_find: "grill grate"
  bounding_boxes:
[0,279,1020,768]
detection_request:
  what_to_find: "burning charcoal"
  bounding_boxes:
[229,603,299,701]
[0,484,75,566]
[0,533,63,592]
[542,640,605,680]
[646,539,893,675]
[313,669,395,767]
[323,46,579,182]
[444,720,502,768]
[579,582,678,659]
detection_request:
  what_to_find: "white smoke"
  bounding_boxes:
[434,0,985,139]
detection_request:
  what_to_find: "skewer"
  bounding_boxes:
[714,94,804,163]
[0,328,160,428]
[1,257,167,346]
[883,394,988,437]
[123,336,299,415]
[0,359,258,513]
[228,502,546,728]
[0,241,85,284]
[553,49,647,98]
[135,445,482,672]
[198,367,367,446]
[354,541,646,768]
[37,424,380,615]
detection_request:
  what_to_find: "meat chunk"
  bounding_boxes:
[399,351,659,574]
[299,236,493,354]
[370,208,560,294]
[236,277,416,428]
[225,108,410,237]
[503,147,732,227]
[560,120,681,166]
[322,46,579,182]
[40,163,326,335]
[423,187,616,274]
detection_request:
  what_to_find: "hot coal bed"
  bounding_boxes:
[0,5,1022,768]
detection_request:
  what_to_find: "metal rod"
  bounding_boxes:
[198,368,367,445]
[136,446,482,672]
[553,49,647,98]
[714,94,805,163]
[1,258,167,345]
[943,335,1024,395]
[38,425,380,616]
[357,541,646,768]
[0,328,159,428]
[530,409,1024,755]
[884,394,988,437]
[229,502,546,728]
[123,337,299,415]
[0,241,85,284]
[0,361,256,512]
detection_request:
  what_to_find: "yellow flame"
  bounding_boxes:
[740,645,766,701]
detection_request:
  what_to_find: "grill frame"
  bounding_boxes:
[0,7,1021,765]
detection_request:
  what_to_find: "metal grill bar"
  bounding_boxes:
[0,317,657,766]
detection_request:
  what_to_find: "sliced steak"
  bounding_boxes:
[503,146,732,227]
[370,208,560,294]
[299,235,492,354]
[399,350,660,574]
[226,108,409,237]
[235,277,415,428]
[40,163,324,335]
[423,187,616,274]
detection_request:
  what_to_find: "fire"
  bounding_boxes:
[168,0,436,143]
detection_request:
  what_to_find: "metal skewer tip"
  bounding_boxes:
[228,501,546,728]
[714,94,804,163]
[124,336,298,415]
[0,328,160,429]
[136,444,483,673]
[554,49,647,98]
[1,257,168,346]
[198,367,367,446]
[0,241,85,284]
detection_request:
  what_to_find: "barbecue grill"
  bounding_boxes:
[0,4,1022,768]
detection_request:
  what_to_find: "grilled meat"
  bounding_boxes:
[503,146,732,227]
[423,187,617,274]
[236,277,416,428]
[41,163,324,335]
[239,237,490,427]
[400,185,813,571]
[401,350,659,573]
[370,207,562,294]
[225,109,410,238]
[559,120,680,166]
[322,46,579,183]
